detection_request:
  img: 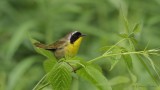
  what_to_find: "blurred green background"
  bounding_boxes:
[0,0,160,90]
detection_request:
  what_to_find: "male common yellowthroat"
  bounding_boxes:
[34,31,86,59]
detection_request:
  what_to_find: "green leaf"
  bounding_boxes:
[118,33,128,38]
[48,62,72,90]
[128,38,136,51]
[144,55,160,80]
[77,65,112,90]
[132,23,141,33]
[136,55,159,85]
[121,48,133,70]
[130,37,138,46]
[122,54,133,70]
[128,33,135,38]
[109,76,130,86]
[43,59,57,73]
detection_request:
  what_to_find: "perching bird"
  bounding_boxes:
[34,31,86,59]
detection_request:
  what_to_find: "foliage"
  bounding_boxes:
[0,0,160,90]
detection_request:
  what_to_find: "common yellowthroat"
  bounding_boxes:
[34,31,86,59]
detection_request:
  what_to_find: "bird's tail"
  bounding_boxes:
[34,42,46,48]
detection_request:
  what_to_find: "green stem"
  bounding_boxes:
[37,83,50,90]
[88,51,144,64]
[103,39,126,55]
[32,73,48,90]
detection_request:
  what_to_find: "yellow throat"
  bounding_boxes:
[65,37,83,58]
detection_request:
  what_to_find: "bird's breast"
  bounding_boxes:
[65,37,83,57]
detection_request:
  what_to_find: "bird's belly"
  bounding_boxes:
[54,48,65,59]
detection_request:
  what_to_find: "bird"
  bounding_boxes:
[34,31,86,60]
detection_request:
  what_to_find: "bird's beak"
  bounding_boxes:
[81,34,87,37]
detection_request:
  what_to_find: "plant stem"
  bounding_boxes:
[32,73,48,90]
[88,51,144,64]
[103,39,126,55]
[37,83,50,90]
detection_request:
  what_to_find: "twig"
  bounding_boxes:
[32,73,48,90]
[88,51,144,64]
[37,83,50,90]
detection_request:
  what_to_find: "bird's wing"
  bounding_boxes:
[45,40,66,50]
